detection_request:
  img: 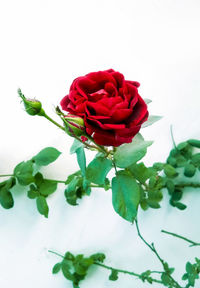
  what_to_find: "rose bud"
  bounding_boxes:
[63,114,85,136]
[18,89,44,116]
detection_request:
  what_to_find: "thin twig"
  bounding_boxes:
[161,230,200,247]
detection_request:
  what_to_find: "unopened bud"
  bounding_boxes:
[63,114,85,136]
[18,89,44,116]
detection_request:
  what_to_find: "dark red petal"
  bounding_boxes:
[111,109,132,122]
[126,80,140,88]
[104,82,118,97]
[128,96,148,126]
[86,71,117,87]
[87,117,125,130]
[93,131,119,146]
[60,95,70,111]
[116,125,141,137]
[87,102,110,116]
[98,96,122,109]
[110,71,125,87]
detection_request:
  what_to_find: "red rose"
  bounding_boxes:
[60,69,148,147]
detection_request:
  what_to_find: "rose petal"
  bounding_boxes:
[111,109,132,122]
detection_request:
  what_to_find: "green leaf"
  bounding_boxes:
[39,180,57,196]
[153,162,164,171]
[184,163,196,177]
[14,160,34,185]
[142,115,163,128]
[70,139,84,154]
[65,171,81,184]
[74,257,93,275]
[64,252,75,261]
[86,156,112,185]
[177,141,188,151]
[166,180,175,195]
[36,196,49,218]
[65,177,82,206]
[109,269,118,281]
[175,202,187,210]
[90,253,105,263]
[182,273,188,281]
[0,189,14,209]
[76,147,86,176]
[171,189,183,201]
[112,172,140,222]
[191,153,200,167]
[34,172,44,186]
[27,184,40,199]
[52,263,61,274]
[128,162,156,184]
[114,134,153,168]
[188,139,200,148]
[161,272,172,286]
[62,259,74,280]
[164,164,178,178]
[32,147,61,166]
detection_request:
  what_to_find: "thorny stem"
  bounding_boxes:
[135,219,182,288]
[161,230,200,247]
[48,250,163,285]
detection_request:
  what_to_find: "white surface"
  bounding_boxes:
[1,0,200,287]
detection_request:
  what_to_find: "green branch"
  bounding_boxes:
[161,230,200,247]
[48,250,163,285]
[135,219,182,288]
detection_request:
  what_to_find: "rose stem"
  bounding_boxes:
[161,230,200,247]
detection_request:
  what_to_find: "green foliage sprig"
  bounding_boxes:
[0,147,61,217]
[49,221,200,288]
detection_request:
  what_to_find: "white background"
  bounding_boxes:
[1,0,200,287]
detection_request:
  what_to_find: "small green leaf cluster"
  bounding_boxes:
[0,147,61,217]
[182,258,200,287]
[158,139,200,210]
[65,170,91,205]
[160,262,175,287]
[52,251,106,288]
[66,139,112,206]
[139,270,154,284]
